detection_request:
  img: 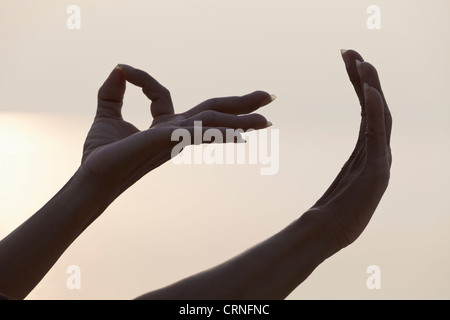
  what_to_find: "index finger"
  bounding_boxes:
[118,64,175,118]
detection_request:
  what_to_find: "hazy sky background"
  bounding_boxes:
[1,0,449,299]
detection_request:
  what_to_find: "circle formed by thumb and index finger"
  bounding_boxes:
[118,64,175,118]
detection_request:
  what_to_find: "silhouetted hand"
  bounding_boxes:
[305,50,392,249]
[136,49,393,300]
[0,65,275,299]
[0,50,392,301]
[80,64,274,196]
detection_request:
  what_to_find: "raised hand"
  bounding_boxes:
[80,64,275,196]
[135,50,393,300]
[0,64,274,299]
[0,51,391,301]
[306,49,392,249]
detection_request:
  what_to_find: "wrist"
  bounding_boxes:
[57,167,118,227]
[73,165,119,206]
[298,208,343,258]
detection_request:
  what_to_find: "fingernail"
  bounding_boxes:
[340,49,347,56]
[115,64,123,70]
[261,94,277,107]
[265,121,273,128]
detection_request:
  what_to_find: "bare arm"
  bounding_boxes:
[0,65,274,299]
[137,212,338,300]
[0,170,110,299]
[136,49,392,300]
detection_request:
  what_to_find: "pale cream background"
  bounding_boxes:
[0,0,449,299]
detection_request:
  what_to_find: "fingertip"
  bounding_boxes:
[342,49,363,62]
[99,65,126,95]
[116,64,133,76]
[253,114,271,129]
[117,63,131,69]
[356,61,382,87]
[364,82,381,98]
[116,64,142,81]
[237,112,270,130]
[114,64,125,79]
[96,65,128,117]
[340,49,364,72]
[241,90,275,108]
[256,91,277,107]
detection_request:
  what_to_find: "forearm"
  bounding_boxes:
[0,169,111,299]
[137,210,341,300]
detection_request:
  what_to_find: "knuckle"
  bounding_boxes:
[161,86,171,97]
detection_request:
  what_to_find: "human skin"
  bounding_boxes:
[0,63,273,300]
[136,49,392,299]
[0,49,391,300]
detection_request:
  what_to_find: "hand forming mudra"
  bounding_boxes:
[0,49,391,300]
